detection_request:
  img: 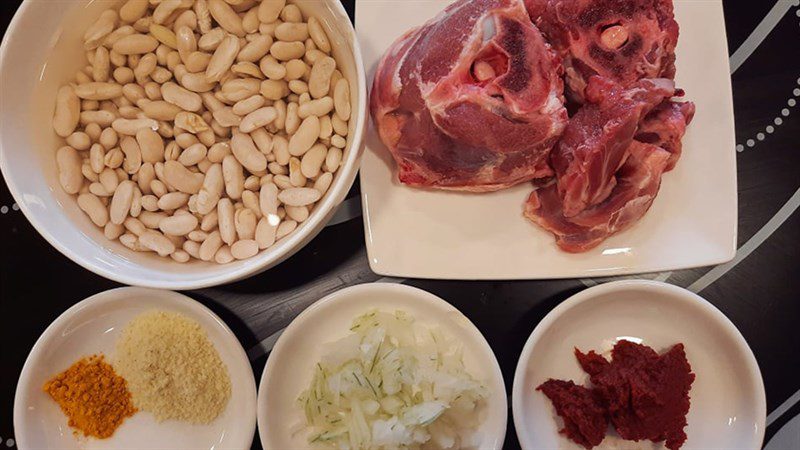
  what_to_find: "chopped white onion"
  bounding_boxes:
[297,310,488,449]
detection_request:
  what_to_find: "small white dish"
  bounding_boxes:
[14,287,257,450]
[257,283,507,449]
[356,0,737,279]
[512,280,766,450]
[0,0,366,289]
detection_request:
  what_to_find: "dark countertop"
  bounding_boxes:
[1,1,799,449]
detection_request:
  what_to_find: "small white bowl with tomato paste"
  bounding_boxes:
[512,280,765,450]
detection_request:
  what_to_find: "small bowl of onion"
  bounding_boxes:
[0,0,366,289]
[257,282,508,449]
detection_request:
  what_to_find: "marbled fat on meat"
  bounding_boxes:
[370,0,568,191]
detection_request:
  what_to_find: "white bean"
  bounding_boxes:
[255,216,277,248]
[157,191,190,210]
[160,213,199,236]
[276,219,297,239]
[307,17,331,54]
[231,131,267,172]
[214,245,234,263]
[206,35,240,82]
[285,102,300,135]
[239,106,277,133]
[110,180,135,224]
[270,41,305,61]
[301,143,327,178]
[161,82,203,111]
[289,157,306,187]
[53,86,81,137]
[275,22,308,42]
[217,198,236,245]
[223,77,261,101]
[120,0,149,24]
[56,146,83,194]
[179,143,208,166]
[238,35,272,62]
[75,82,123,100]
[331,113,348,136]
[139,229,176,256]
[235,208,257,239]
[258,0,285,23]
[199,230,223,260]
[84,10,118,50]
[308,56,335,99]
[163,160,204,193]
[231,239,258,259]
[78,193,109,226]
[278,187,320,206]
[113,34,159,55]
[105,222,125,240]
[285,59,307,80]
[298,96,333,118]
[208,0,246,37]
[152,0,183,25]
[175,111,211,133]
[222,154,245,199]
[208,142,232,162]
[260,79,289,100]
[259,55,286,80]
[288,115,319,156]
[136,128,165,162]
[333,79,351,121]
[313,171,333,195]
[233,95,266,116]
[171,250,191,262]
[99,168,120,193]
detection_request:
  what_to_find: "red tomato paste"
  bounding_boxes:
[538,340,695,450]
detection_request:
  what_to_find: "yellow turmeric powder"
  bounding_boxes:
[43,354,137,439]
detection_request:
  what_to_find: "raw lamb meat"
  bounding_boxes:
[551,76,677,218]
[525,141,672,253]
[636,100,696,171]
[526,0,680,103]
[370,0,568,192]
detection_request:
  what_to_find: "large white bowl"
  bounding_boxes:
[512,280,766,450]
[0,0,366,289]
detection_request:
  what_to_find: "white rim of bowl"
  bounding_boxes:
[256,282,508,450]
[510,279,767,449]
[13,286,258,450]
[0,1,368,290]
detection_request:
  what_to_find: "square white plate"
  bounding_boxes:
[357,0,737,279]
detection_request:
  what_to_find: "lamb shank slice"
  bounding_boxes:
[370,0,568,192]
[526,0,680,103]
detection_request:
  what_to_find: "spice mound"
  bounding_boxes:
[43,355,136,439]
[538,340,695,450]
[114,310,231,424]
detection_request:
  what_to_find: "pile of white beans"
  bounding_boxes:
[52,0,351,264]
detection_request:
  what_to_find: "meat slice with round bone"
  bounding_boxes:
[370,0,568,192]
[526,0,680,103]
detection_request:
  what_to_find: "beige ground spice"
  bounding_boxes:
[113,310,231,424]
